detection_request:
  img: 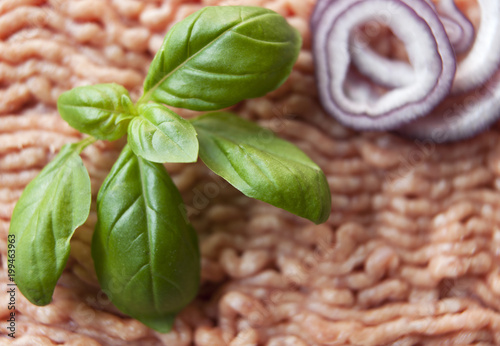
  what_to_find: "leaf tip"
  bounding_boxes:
[138,314,176,333]
[32,296,53,307]
[312,209,331,225]
[21,286,53,306]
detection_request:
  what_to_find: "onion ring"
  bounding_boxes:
[312,0,456,130]
[346,0,491,94]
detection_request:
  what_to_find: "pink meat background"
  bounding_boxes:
[1,0,500,344]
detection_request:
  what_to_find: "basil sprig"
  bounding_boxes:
[9,6,331,333]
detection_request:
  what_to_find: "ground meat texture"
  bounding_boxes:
[1,0,500,345]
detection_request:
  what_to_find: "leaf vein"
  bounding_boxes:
[59,104,123,115]
[123,232,145,253]
[210,136,254,193]
[231,30,291,45]
[239,146,282,195]
[184,65,264,77]
[264,150,307,203]
[154,86,220,106]
[123,263,149,293]
[151,270,185,303]
[138,159,160,311]
[106,195,141,248]
[141,116,190,156]
[185,9,205,58]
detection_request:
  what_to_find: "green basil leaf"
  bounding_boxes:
[58,83,134,141]
[128,103,198,163]
[9,142,92,305]
[141,6,301,111]
[191,112,331,224]
[92,145,200,332]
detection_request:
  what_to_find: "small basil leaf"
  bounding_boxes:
[9,142,92,305]
[92,145,200,333]
[141,6,301,111]
[121,94,136,115]
[191,112,331,224]
[128,103,198,163]
[58,83,134,141]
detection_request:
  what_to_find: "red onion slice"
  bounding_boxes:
[452,0,500,94]
[398,68,500,142]
[312,0,456,130]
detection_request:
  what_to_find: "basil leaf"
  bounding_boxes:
[9,142,92,305]
[128,103,198,163]
[141,6,301,111]
[191,112,331,224]
[58,83,134,141]
[92,145,200,332]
